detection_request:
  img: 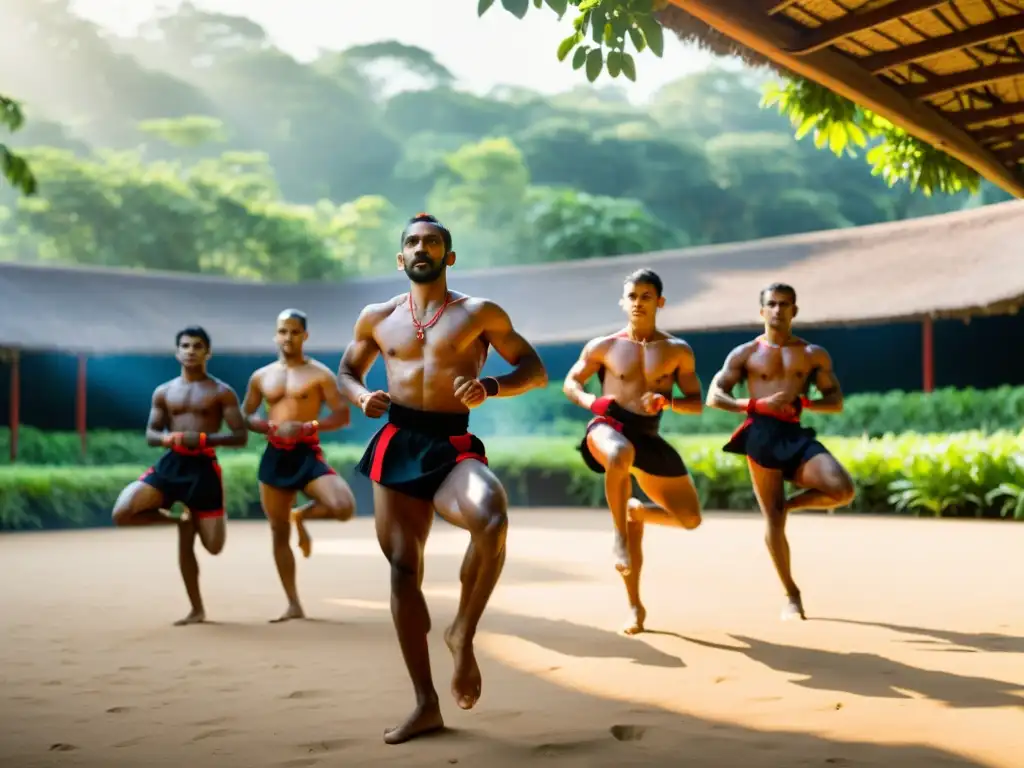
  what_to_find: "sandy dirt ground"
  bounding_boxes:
[2,509,1023,767]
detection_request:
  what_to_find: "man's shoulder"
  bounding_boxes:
[359,296,404,322]
[304,357,336,377]
[152,378,177,397]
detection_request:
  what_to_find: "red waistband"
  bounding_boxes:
[268,433,321,450]
[170,444,216,458]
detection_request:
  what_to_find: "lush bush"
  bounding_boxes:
[3,385,1023,468]
[1,431,1022,531]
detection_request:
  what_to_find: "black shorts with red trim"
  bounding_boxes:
[139,445,224,519]
[356,402,487,501]
[258,434,337,492]
[723,412,829,480]
[579,401,688,478]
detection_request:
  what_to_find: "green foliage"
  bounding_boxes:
[0,95,37,195]
[2,430,1023,529]
[5,385,1024,469]
[480,0,667,83]
[761,79,982,197]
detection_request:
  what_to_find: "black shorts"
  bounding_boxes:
[139,447,224,518]
[356,402,487,501]
[258,435,337,492]
[579,401,688,478]
[722,412,829,481]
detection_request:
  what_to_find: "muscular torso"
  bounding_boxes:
[372,293,489,413]
[256,360,331,423]
[594,333,686,416]
[160,377,227,433]
[741,336,821,399]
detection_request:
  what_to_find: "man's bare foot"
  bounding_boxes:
[444,623,482,710]
[383,697,445,745]
[173,609,205,626]
[292,511,312,558]
[781,593,806,621]
[622,603,646,636]
[270,603,305,623]
[613,528,631,575]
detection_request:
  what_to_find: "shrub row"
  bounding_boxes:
[1,431,1021,531]
[3,385,1024,467]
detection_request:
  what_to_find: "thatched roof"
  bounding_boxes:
[662,0,1024,198]
[1,200,1022,355]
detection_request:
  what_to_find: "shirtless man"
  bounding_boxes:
[706,283,855,621]
[242,309,356,622]
[563,269,703,635]
[338,213,548,744]
[111,326,247,625]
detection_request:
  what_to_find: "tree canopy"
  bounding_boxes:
[0,0,1008,283]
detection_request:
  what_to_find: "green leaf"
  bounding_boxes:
[501,0,530,19]
[585,47,604,82]
[621,52,637,81]
[590,8,607,43]
[572,46,589,70]
[628,26,647,53]
[544,0,569,14]
[637,14,664,57]
[478,0,497,14]
[557,32,580,61]
[607,50,623,78]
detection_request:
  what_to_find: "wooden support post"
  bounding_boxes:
[77,354,88,458]
[8,349,20,463]
[921,316,934,394]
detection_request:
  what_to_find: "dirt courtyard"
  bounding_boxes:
[2,509,1022,767]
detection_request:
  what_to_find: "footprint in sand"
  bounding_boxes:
[106,706,133,714]
[282,690,329,700]
[610,725,647,742]
[49,743,77,751]
[192,728,237,742]
[192,716,233,727]
[114,736,147,748]
[298,739,351,753]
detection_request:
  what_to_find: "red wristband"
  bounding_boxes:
[746,398,758,415]
[799,395,810,408]
[590,395,614,416]
[199,432,207,449]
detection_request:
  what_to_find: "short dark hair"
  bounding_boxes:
[624,268,663,297]
[402,212,453,252]
[278,308,308,330]
[760,283,797,305]
[176,326,210,349]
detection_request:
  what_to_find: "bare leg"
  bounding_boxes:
[374,483,443,745]
[433,460,509,711]
[585,426,637,574]
[175,514,205,625]
[748,459,804,620]
[259,483,305,622]
[630,471,703,530]
[111,481,176,526]
[784,453,856,513]
[292,473,356,557]
[621,502,646,635]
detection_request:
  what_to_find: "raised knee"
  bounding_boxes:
[680,511,702,530]
[832,477,856,506]
[330,490,356,521]
[606,443,635,472]
[111,505,131,526]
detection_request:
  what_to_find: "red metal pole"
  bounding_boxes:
[9,350,20,463]
[922,316,934,393]
[77,354,88,458]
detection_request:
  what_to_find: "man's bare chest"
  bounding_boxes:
[746,345,814,381]
[376,310,486,365]
[603,342,676,382]
[166,383,220,415]
[263,369,321,403]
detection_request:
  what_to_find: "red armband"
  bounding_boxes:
[745,398,759,415]
[590,395,614,416]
